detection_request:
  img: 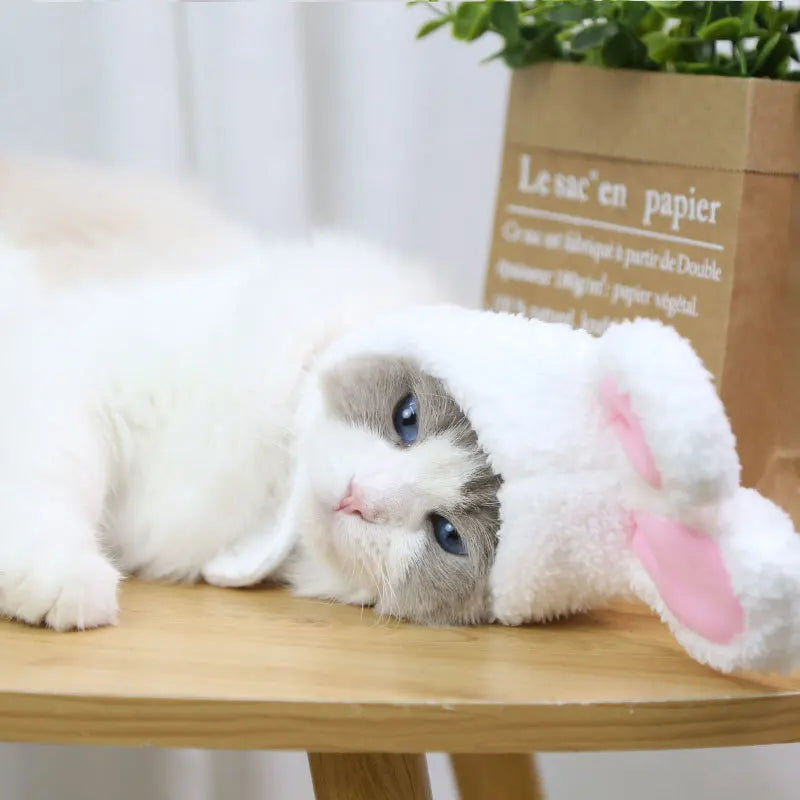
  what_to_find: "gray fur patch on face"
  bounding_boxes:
[320,355,502,626]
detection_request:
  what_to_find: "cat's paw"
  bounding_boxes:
[5,553,121,631]
[44,554,121,631]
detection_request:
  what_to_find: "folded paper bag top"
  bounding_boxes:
[316,305,800,674]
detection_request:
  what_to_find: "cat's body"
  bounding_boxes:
[3,238,437,578]
[0,156,501,630]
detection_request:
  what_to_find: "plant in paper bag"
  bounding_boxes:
[412,1,800,78]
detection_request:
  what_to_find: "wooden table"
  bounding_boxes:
[2,581,799,799]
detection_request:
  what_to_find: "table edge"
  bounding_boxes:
[2,689,799,752]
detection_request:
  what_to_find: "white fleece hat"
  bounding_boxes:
[316,304,800,674]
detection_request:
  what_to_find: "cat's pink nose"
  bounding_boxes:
[334,481,375,522]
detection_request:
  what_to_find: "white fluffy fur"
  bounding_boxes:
[0,218,452,629]
[0,153,267,291]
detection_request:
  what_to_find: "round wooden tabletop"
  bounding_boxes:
[1,581,798,753]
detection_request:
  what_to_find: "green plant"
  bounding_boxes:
[411,1,800,78]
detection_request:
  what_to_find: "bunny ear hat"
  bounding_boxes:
[316,305,800,674]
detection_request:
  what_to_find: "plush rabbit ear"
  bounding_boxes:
[600,374,745,643]
[627,511,744,644]
[602,371,800,672]
[632,489,800,673]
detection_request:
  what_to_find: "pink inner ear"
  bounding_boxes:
[629,512,745,644]
[599,374,744,644]
[599,376,662,489]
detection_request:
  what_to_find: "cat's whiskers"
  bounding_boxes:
[373,559,394,624]
[382,557,399,612]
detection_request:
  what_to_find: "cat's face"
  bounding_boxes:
[289,355,502,625]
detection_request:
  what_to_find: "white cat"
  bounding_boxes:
[0,156,499,630]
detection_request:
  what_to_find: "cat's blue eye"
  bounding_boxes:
[393,394,418,445]
[431,514,466,556]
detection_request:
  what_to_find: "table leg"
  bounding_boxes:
[450,754,545,800]
[308,752,432,800]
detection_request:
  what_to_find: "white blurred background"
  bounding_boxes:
[0,2,798,799]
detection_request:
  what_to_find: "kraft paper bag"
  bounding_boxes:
[484,63,800,521]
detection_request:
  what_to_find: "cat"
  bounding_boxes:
[0,156,502,630]
[0,152,266,290]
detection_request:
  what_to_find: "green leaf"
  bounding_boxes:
[740,1,759,31]
[620,2,651,28]
[635,8,667,36]
[698,17,743,40]
[521,21,563,61]
[710,59,744,76]
[545,2,587,23]
[582,47,606,66]
[480,46,507,64]
[590,0,617,18]
[656,1,706,21]
[705,2,743,25]
[774,9,800,31]
[416,16,450,38]
[642,31,683,62]
[755,3,787,33]
[500,40,532,67]
[754,31,780,70]
[674,61,726,74]
[672,37,714,63]
[452,3,489,40]
[753,32,795,77]
[490,1,521,41]
[600,27,648,68]
[571,22,618,52]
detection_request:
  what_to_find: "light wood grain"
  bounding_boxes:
[0,581,798,752]
[309,753,431,800]
[450,754,544,800]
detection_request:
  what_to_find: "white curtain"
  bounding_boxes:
[0,1,310,237]
[0,3,798,799]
